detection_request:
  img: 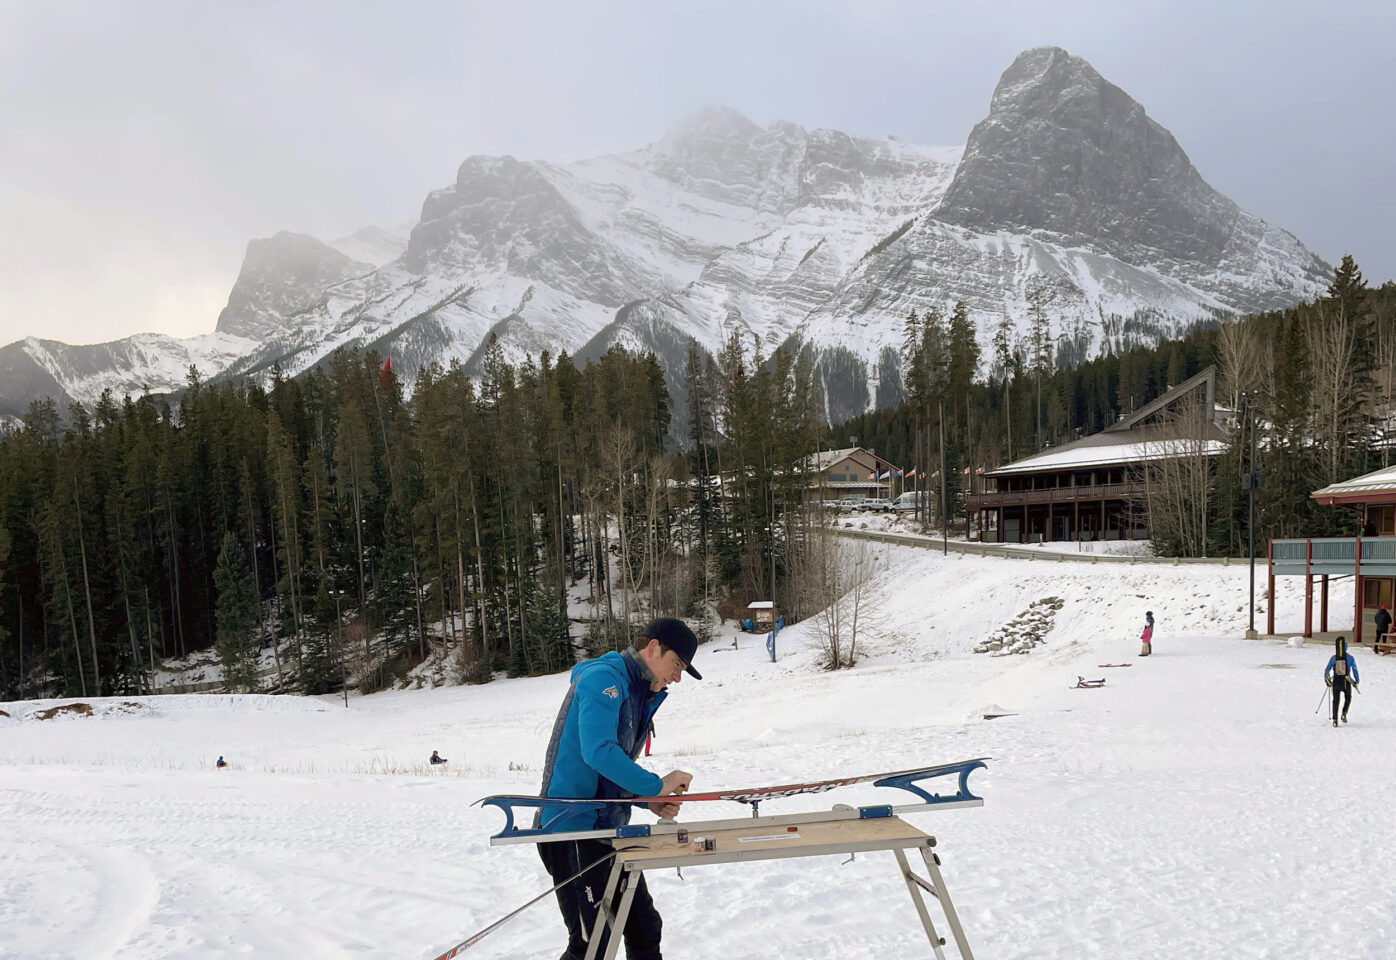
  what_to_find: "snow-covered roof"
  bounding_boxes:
[806,447,900,473]
[1312,463,1396,503]
[747,601,774,610]
[987,437,1227,475]
[985,366,1226,477]
[809,446,863,469]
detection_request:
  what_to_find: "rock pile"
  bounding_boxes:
[973,597,1065,656]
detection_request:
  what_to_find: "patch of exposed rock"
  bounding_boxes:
[974,597,1065,656]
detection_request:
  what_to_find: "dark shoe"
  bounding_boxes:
[1342,713,1348,723]
[1333,719,1339,727]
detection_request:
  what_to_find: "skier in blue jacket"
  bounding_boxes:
[1325,635,1360,727]
[537,617,701,960]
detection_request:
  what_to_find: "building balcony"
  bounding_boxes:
[966,481,1149,510]
[1271,537,1396,577]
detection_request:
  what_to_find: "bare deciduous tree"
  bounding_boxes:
[1306,301,1370,484]
[1144,392,1215,557]
[1217,319,1272,419]
[798,523,874,670]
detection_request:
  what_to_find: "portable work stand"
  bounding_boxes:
[581,814,974,960]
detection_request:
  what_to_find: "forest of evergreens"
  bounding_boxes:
[1,256,1392,699]
[0,334,828,699]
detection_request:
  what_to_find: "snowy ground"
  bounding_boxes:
[3,547,1392,960]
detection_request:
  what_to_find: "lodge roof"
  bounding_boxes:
[807,446,899,474]
[984,366,1226,478]
[1311,463,1396,505]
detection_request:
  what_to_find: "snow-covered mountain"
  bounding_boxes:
[0,331,257,424]
[326,222,414,268]
[0,47,1329,427]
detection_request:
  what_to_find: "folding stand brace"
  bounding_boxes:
[581,815,974,960]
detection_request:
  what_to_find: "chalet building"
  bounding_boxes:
[807,446,901,501]
[1269,464,1396,643]
[966,367,1228,543]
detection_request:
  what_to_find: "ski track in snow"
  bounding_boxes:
[4,549,1396,959]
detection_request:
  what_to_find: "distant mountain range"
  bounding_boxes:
[0,46,1330,427]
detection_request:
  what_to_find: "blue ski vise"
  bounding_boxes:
[477,795,605,841]
[875,758,987,805]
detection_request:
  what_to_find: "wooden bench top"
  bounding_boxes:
[613,814,930,868]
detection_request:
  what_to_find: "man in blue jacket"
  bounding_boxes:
[1325,635,1360,727]
[537,617,700,960]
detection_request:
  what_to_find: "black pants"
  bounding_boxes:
[1332,677,1352,720]
[538,838,662,960]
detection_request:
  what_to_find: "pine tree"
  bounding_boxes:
[0,524,10,690]
[1026,282,1056,449]
[1263,311,1318,536]
[1328,254,1367,321]
[213,531,261,693]
[300,583,337,695]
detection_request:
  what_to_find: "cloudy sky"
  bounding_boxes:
[1,0,1391,347]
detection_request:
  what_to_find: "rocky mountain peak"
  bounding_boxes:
[657,106,764,155]
[644,107,807,212]
[934,45,1241,266]
[214,232,370,341]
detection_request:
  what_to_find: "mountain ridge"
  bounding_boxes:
[0,46,1329,426]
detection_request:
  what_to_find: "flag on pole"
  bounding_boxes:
[766,615,784,663]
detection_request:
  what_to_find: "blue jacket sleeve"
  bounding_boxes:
[574,669,664,797]
[1349,655,1360,684]
[1325,655,1335,679]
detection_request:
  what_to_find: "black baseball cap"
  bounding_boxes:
[643,617,702,679]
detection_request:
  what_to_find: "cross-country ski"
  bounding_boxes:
[479,758,987,839]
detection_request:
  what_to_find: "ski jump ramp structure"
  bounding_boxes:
[475,758,986,960]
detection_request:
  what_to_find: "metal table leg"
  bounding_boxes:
[894,847,948,960]
[582,858,625,960]
[919,847,975,960]
[599,866,641,960]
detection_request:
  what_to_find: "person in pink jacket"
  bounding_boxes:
[1140,611,1154,656]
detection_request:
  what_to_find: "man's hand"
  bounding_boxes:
[648,769,692,818]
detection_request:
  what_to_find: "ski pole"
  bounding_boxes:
[1315,686,1330,714]
[427,848,619,959]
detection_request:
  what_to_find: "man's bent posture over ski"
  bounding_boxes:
[536,617,700,960]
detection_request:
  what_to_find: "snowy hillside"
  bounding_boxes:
[3,548,1390,959]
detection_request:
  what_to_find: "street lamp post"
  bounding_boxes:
[939,401,948,557]
[334,588,349,707]
[1242,394,1263,640]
